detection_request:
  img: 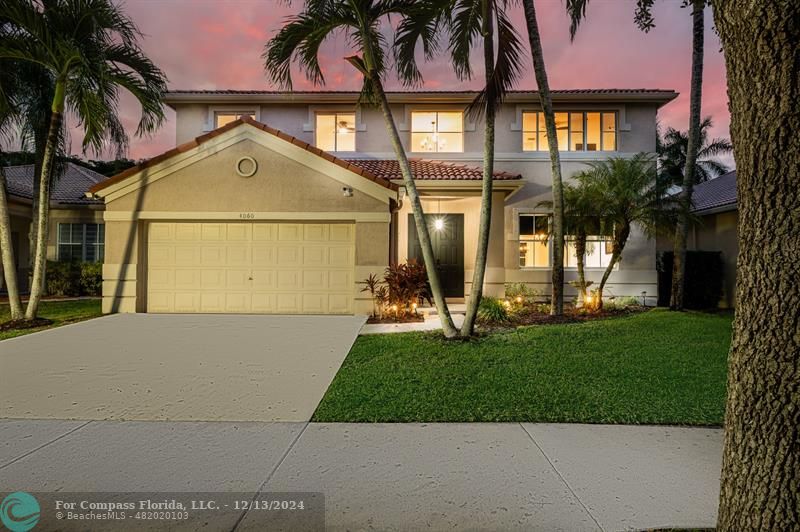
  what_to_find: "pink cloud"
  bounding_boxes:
[70,1,731,167]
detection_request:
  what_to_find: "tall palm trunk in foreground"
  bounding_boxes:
[461,1,497,335]
[25,82,64,319]
[713,1,799,529]
[354,56,459,337]
[521,0,565,315]
[0,166,24,319]
[670,0,704,310]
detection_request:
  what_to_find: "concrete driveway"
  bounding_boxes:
[0,314,365,422]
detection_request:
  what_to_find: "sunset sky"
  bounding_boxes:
[79,0,732,165]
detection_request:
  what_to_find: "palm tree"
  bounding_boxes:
[565,0,709,311]
[657,117,732,188]
[572,154,667,309]
[562,183,604,305]
[521,0,565,316]
[264,0,460,338]
[395,0,523,335]
[0,0,167,320]
[0,58,24,320]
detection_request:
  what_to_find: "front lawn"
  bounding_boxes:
[0,298,102,341]
[314,309,732,425]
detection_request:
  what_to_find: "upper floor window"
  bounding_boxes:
[316,113,356,151]
[58,223,104,262]
[522,111,617,152]
[214,111,255,128]
[411,111,463,152]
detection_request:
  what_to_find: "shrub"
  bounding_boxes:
[41,261,102,297]
[504,282,540,305]
[604,296,640,311]
[361,260,431,319]
[477,297,510,324]
[657,251,724,309]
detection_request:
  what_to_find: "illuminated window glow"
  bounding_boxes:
[522,111,617,152]
[411,111,463,153]
[316,113,356,151]
[214,112,255,128]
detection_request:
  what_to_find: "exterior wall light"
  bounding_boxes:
[342,186,353,197]
[434,218,445,231]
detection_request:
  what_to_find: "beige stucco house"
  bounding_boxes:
[1,163,107,293]
[88,89,678,315]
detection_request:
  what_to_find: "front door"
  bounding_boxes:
[408,214,464,298]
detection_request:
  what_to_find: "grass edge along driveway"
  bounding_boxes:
[0,299,102,341]
[313,309,732,425]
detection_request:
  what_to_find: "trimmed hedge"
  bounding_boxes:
[657,251,724,309]
[41,261,102,297]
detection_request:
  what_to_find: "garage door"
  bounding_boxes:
[147,222,355,314]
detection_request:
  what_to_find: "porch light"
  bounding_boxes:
[434,218,445,231]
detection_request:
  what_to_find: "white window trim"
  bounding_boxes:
[204,106,260,131]
[512,104,630,132]
[310,111,359,152]
[513,211,618,270]
[406,109,468,154]
[517,110,621,153]
[57,223,105,262]
[303,105,365,133]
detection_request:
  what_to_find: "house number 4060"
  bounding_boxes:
[239,212,255,219]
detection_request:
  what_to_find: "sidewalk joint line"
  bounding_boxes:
[0,420,93,471]
[230,422,310,532]
[519,423,605,532]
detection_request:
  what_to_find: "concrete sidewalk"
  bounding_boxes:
[0,420,722,531]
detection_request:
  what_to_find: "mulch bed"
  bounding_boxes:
[0,317,54,332]
[366,314,425,324]
[512,305,649,326]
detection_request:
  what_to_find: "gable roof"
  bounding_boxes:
[3,162,107,205]
[350,159,520,181]
[691,170,737,213]
[89,116,398,195]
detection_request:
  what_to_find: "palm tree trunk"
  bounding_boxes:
[522,0,565,316]
[352,50,458,338]
[670,0,705,311]
[596,226,629,310]
[713,1,799,529]
[574,234,587,303]
[462,0,496,336]
[25,84,65,320]
[0,168,24,320]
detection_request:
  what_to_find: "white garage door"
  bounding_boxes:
[147,222,355,314]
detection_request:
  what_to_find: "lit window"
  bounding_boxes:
[316,113,356,151]
[411,111,463,152]
[519,214,550,268]
[57,223,104,262]
[214,112,255,128]
[564,235,614,268]
[522,111,617,152]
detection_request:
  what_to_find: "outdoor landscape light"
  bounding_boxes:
[434,218,445,231]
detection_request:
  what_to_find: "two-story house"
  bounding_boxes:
[88,89,677,315]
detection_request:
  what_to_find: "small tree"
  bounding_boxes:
[572,154,669,309]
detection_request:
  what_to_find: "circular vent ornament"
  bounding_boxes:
[235,156,258,177]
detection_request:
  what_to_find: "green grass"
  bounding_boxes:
[314,309,732,425]
[0,298,102,340]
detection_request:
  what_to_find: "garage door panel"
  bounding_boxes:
[302,270,328,290]
[278,224,302,242]
[276,293,301,313]
[148,222,356,314]
[329,270,352,291]
[175,246,200,266]
[329,246,354,267]
[252,224,277,241]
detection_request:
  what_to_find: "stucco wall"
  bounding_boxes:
[102,135,391,315]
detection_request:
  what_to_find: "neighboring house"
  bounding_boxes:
[88,89,677,315]
[658,170,738,308]
[1,163,107,293]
